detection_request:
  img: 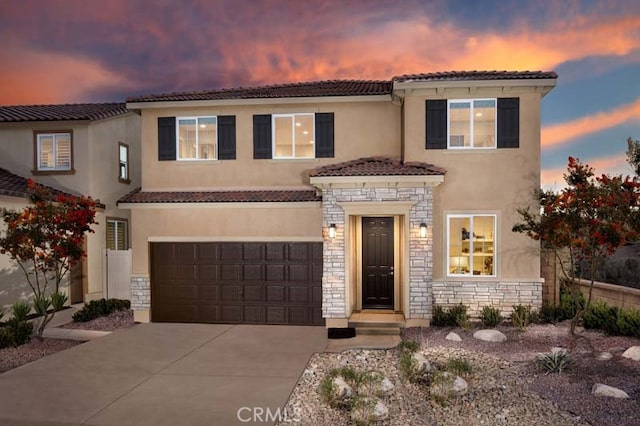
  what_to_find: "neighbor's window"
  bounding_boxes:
[35,131,72,171]
[448,99,496,148]
[118,142,130,183]
[177,116,217,160]
[106,219,128,250]
[273,113,314,159]
[447,214,496,277]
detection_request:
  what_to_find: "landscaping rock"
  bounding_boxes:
[453,375,468,394]
[332,376,353,399]
[446,332,462,342]
[351,397,388,423]
[621,346,640,361]
[430,372,468,401]
[591,383,629,399]
[473,329,507,343]
[378,376,394,395]
[412,352,431,374]
[595,352,612,361]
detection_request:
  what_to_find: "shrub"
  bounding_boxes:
[398,351,420,383]
[559,285,585,319]
[397,340,420,355]
[11,301,30,322]
[479,306,502,327]
[444,357,472,377]
[429,371,456,405]
[616,308,640,338]
[537,302,567,324]
[72,298,131,322]
[431,304,470,328]
[583,301,620,334]
[536,349,571,374]
[511,304,533,331]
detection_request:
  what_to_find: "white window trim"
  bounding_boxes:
[176,116,218,161]
[446,213,497,278]
[107,219,128,250]
[272,113,315,159]
[37,133,72,171]
[119,142,129,182]
[447,98,497,150]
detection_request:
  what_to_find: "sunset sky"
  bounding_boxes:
[1,0,638,188]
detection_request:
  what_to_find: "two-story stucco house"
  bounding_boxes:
[120,71,557,331]
[0,104,141,307]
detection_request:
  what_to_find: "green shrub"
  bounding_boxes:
[444,357,472,377]
[479,306,502,327]
[616,308,640,338]
[511,304,533,331]
[432,304,470,328]
[72,298,131,322]
[537,302,567,323]
[536,349,571,374]
[398,351,420,383]
[559,285,585,318]
[397,340,420,355]
[11,301,30,322]
[583,301,620,334]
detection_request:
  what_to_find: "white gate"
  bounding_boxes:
[103,249,132,300]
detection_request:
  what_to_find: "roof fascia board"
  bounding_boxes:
[310,175,444,188]
[118,201,322,209]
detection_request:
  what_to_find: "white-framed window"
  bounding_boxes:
[272,113,315,159]
[118,142,130,183]
[106,219,128,250]
[177,116,217,160]
[36,132,72,171]
[447,214,496,277]
[448,99,496,149]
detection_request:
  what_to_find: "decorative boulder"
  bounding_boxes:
[378,377,395,395]
[621,346,640,361]
[473,329,507,343]
[430,372,468,401]
[453,376,468,394]
[595,352,613,361]
[592,383,629,399]
[351,397,389,423]
[332,376,353,399]
[412,352,431,374]
[446,332,462,342]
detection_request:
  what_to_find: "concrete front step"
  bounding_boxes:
[349,321,405,328]
[355,327,401,336]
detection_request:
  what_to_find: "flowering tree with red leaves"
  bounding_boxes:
[0,180,97,337]
[513,157,640,333]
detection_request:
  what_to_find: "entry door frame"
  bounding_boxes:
[354,214,401,312]
[361,216,395,309]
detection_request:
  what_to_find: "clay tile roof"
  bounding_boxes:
[393,70,558,83]
[118,188,321,204]
[0,168,76,198]
[0,103,128,123]
[127,80,392,103]
[309,157,446,177]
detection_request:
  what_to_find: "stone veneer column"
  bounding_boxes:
[130,275,150,311]
[407,187,433,319]
[321,189,346,318]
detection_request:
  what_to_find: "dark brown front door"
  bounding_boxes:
[362,217,394,309]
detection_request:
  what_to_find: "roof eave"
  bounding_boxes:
[310,175,445,189]
[393,78,558,97]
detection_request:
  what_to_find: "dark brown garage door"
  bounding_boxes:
[150,242,324,325]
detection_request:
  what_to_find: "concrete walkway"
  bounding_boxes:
[0,324,327,426]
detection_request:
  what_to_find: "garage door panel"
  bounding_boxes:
[151,242,323,325]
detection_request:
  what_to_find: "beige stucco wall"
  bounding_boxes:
[403,88,543,280]
[138,100,400,189]
[0,113,141,301]
[130,204,322,274]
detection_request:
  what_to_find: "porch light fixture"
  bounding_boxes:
[420,223,427,238]
[329,223,336,239]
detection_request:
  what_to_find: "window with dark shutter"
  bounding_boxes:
[426,100,447,149]
[158,117,176,161]
[253,114,272,159]
[497,98,519,149]
[217,115,236,160]
[315,113,334,158]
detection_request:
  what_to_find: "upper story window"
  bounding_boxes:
[177,116,217,160]
[426,98,519,150]
[447,214,496,277]
[34,131,73,173]
[253,112,334,159]
[119,142,130,183]
[157,115,236,161]
[448,99,496,149]
[273,113,315,159]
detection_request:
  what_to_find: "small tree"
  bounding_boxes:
[513,157,640,333]
[0,180,97,337]
[627,137,640,177]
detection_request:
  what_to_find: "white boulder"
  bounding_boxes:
[351,397,389,423]
[591,383,629,399]
[332,376,353,399]
[446,332,462,342]
[473,329,507,343]
[412,352,431,374]
[595,352,612,361]
[621,346,640,361]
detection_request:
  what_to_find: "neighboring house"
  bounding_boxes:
[119,70,557,330]
[0,103,141,307]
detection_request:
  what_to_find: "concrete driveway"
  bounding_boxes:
[0,324,327,426]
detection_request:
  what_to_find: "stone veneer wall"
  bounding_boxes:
[130,275,151,310]
[431,280,542,317]
[320,186,433,319]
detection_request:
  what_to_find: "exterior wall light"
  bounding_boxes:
[420,223,427,238]
[329,223,336,239]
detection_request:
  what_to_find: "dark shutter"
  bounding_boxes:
[158,117,176,161]
[253,114,272,159]
[425,100,447,149]
[497,98,519,148]
[217,115,236,160]
[315,112,334,158]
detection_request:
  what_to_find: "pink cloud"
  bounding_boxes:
[541,153,634,191]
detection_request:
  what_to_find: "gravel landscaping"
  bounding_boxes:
[281,322,640,426]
